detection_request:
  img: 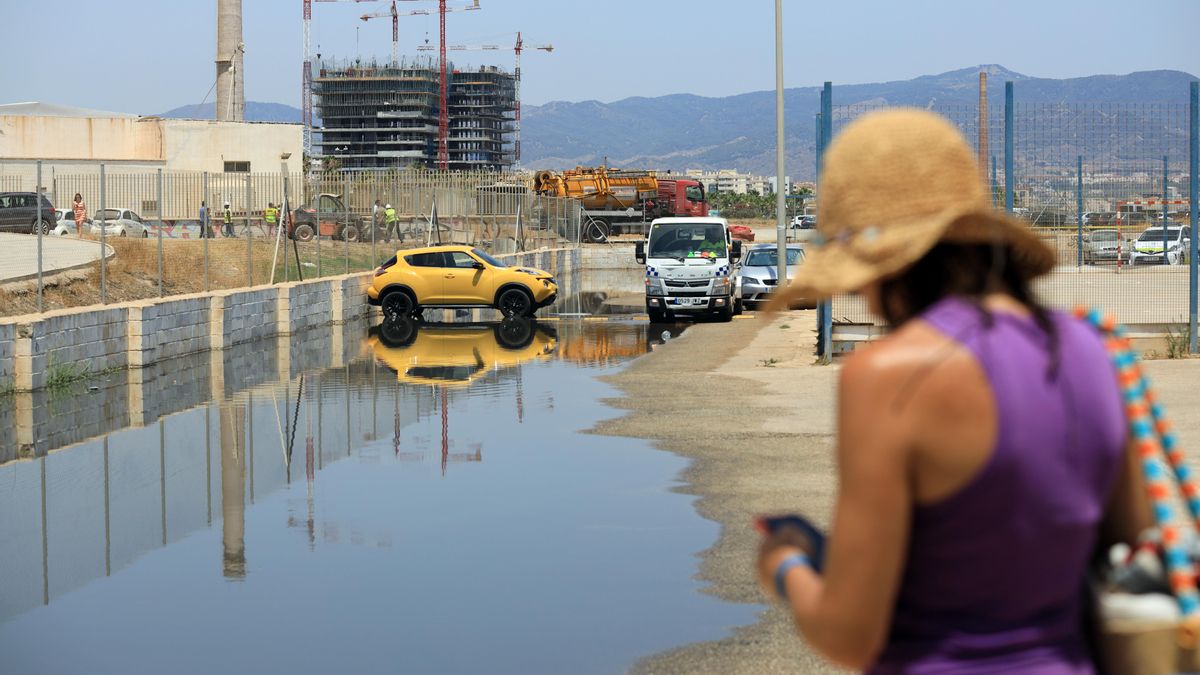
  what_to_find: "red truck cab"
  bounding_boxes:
[657,179,708,217]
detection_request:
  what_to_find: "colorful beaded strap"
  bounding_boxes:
[1076,308,1200,618]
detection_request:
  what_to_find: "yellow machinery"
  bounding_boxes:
[533,166,661,211]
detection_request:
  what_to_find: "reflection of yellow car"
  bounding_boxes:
[367,317,558,388]
[367,245,558,318]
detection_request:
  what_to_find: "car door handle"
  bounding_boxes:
[444,274,455,279]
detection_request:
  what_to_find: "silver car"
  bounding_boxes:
[737,243,806,306]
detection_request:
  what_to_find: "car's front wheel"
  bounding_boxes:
[497,287,534,318]
[381,289,416,319]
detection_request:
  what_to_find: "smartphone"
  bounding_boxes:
[754,514,827,573]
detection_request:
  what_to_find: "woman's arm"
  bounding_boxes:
[758,347,916,669]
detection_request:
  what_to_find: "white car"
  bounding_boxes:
[1128,226,1192,266]
[52,208,80,236]
[89,208,149,237]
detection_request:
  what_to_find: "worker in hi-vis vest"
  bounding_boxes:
[263,203,279,236]
[384,204,398,243]
[222,202,235,237]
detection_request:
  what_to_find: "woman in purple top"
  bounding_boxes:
[756,109,1153,673]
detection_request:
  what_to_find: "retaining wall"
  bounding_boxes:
[221,287,279,347]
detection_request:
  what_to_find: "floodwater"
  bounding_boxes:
[0,282,754,674]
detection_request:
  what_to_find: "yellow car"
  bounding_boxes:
[366,317,559,388]
[367,245,558,318]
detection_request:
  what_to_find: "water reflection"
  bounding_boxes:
[0,313,755,674]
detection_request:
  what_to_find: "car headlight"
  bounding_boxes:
[645,277,665,296]
[710,277,731,296]
[741,277,760,285]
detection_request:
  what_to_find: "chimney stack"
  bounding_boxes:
[216,0,245,121]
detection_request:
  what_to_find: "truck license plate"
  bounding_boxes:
[671,298,706,306]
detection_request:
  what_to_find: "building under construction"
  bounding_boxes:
[313,58,516,171]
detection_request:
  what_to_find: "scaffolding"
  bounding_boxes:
[313,57,516,171]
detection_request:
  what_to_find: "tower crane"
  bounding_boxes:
[360,0,479,70]
[418,33,552,166]
[304,0,383,158]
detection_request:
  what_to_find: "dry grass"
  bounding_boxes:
[0,237,386,317]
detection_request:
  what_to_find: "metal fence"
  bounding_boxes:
[823,80,1200,354]
[1,167,582,316]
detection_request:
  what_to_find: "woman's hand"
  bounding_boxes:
[755,524,815,600]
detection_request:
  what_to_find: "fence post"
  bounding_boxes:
[203,172,210,292]
[316,176,322,278]
[283,172,290,283]
[1077,156,1083,269]
[100,163,107,304]
[157,169,164,297]
[36,160,43,312]
[1189,80,1198,353]
[818,81,833,363]
[1004,81,1014,214]
[245,173,252,287]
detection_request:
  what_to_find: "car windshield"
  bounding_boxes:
[648,223,727,260]
[472,248,507,268]
[744,249,804,267]
[1138,229,1181,242]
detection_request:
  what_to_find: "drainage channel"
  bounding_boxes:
[0,306,752,674]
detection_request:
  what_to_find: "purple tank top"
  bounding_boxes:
[869,296,1126,675]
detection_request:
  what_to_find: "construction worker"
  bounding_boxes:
[263,202,279,236]
[222,202,235,237]
[384,203,398,243]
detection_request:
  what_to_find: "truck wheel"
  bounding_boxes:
[293,223,315,242]
[734,297,744,316]
[584,218,610,243]
[647,305,670,324]
[497,287,534,318]
[715,301,734,323]
[341,224,360,242]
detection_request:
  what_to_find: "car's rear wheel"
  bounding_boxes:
[293,223,315,242]
[497,287,534,318]
[31,219,52,236]
[381,289,416,319]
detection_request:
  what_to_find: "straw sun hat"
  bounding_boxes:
[768,108,1056,310]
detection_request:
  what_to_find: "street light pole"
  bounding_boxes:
[774,0,787,289]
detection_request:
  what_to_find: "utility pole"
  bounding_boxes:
[774,0,786,289]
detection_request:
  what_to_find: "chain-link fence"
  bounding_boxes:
[0,167,582,317]
[827,83,1198,341]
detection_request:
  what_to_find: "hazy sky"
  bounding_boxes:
[2,0,1197,115]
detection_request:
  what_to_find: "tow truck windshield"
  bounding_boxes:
[648,223,727,261]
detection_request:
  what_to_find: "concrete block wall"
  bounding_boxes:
[341,274,372,323]
[0,323,14,391]
[581,244,640,270]
[221,287,279,347]
[132,295,214,364]
[288,281,334,334]
[19,307,130,391]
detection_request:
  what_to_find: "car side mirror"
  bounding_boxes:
[731,240,743,261]
[472,261,485,270]
[635,242,646,265]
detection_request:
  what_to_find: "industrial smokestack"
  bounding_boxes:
[216,0,245,121]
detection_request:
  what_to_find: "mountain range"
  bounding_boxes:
[159,65,1198,178]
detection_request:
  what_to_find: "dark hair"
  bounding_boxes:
[878,242,1058,375]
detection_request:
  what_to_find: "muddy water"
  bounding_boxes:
[0,307,750,674]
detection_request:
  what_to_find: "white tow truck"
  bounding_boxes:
[635,217,743,323]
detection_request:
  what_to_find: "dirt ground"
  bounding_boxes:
[594,309,1200,674]
[0,237,385,316]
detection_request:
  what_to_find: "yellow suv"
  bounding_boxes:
[367,245,558,318]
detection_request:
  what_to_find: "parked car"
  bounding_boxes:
[53,207,91,235]
[0,192,56,234]
[1128,226,1192,266]
[1081,228,1124,264]
[1082,212,1117,227]
[737,243,806,306]
[368,245,558,318]
[89,208,149,237]
[790,215,817,230]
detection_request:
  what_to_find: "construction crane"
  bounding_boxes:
[360,0,479,69]
[304,0,380,158]
[418,32,552,166]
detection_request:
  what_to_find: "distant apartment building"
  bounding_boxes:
[313,59,516,171]
[685,169,779,195]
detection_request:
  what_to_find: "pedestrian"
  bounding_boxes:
[755,109,1147,673]
[199,200,211,238]
[263,202,279,237]
[72,193,87,236]
[383,203,398,243]
[222,202,235,237]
